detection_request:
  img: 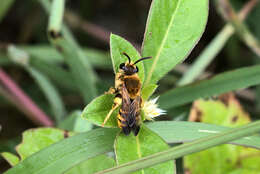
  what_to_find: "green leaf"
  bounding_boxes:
[115,125,175,174]
[48,0,65,33]
[184,98,260,174]
[0,0,15,22]
[3,127,115,174]
[26,67,66,123]
[141,84,158,101]
[159,65,260,109]
[4,121,260,174]
[1,152,19,166]
[50,37,97,103]
[110,34,145,83]
[29,57,77,92]
[16,128,71,160]
[147,121,260,149]
[96,121,260,174]
[142,0,208,86]
[44,0,98,103]
[4,128,118,174]
[58,111,93,132]
[22,45,111,69]
[7,45,66,122]
[82,94,118,128]
[65,155,116,174]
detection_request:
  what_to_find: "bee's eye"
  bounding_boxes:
[135,66,139,73]
[119,63,125,69]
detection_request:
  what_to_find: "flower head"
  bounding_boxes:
[143,97,166,120]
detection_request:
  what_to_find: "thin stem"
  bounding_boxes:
[218,0,260,56]
[178,0,258,85]
[0,68,53,126]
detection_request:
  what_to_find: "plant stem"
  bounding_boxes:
[0,68,53,126]
[178,0,258,85]
[218,0,260,56]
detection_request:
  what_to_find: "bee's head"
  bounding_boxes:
[119,52,151,75]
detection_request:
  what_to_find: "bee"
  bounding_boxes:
[102,52,151,136]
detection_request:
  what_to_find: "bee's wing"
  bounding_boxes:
[127,96,141,127]
[120,84,131,113]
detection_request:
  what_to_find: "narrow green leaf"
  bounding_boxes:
[65,155,116,174]
[110,34,145,83]
[3,127,114,174]
[22,45,111,69]
[26,67,66,122]
[1,152,19,166]
[7,45,66,122]
[44,0,98,103]
[29,57,77,92]
[81,94,118,128]
[0,0,15,22]
[50,38,97,103]
[142,0,208,86]
[141,84,158,101]
[4,128,118,174]
[115,125,175,174]
[159,65,260,109]
[96,120,260,174]
[147,121,260,149]
[48,0,65,33]
[4,122,260,174]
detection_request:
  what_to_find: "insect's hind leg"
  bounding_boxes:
[102,94,122,127]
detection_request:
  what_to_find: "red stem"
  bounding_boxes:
[0,68,54,126]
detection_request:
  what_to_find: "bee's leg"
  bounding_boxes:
[101,95,122,127]
[132,124,140,136]
[105,87,117,94]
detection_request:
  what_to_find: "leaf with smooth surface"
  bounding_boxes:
[142,0,208,86]
[115,125,175,174]
[4,122,260,174]
[4,128,118,174]
[110,34,145,82]
[65,155,116,174]
[147,121,260,149]
[96,121,260,174]
[82,94,118,128]
[159,65,260,109]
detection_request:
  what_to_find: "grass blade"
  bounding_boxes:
[159,65,260,109]
[147,121,260,149]
[43,0,98,103]
[4,121,260,174]
[26,67,66,123]
[96,120,260,174]
[4,128,118,174]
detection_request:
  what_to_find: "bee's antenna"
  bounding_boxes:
[122,52,131,63]
[134,56,152,65]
